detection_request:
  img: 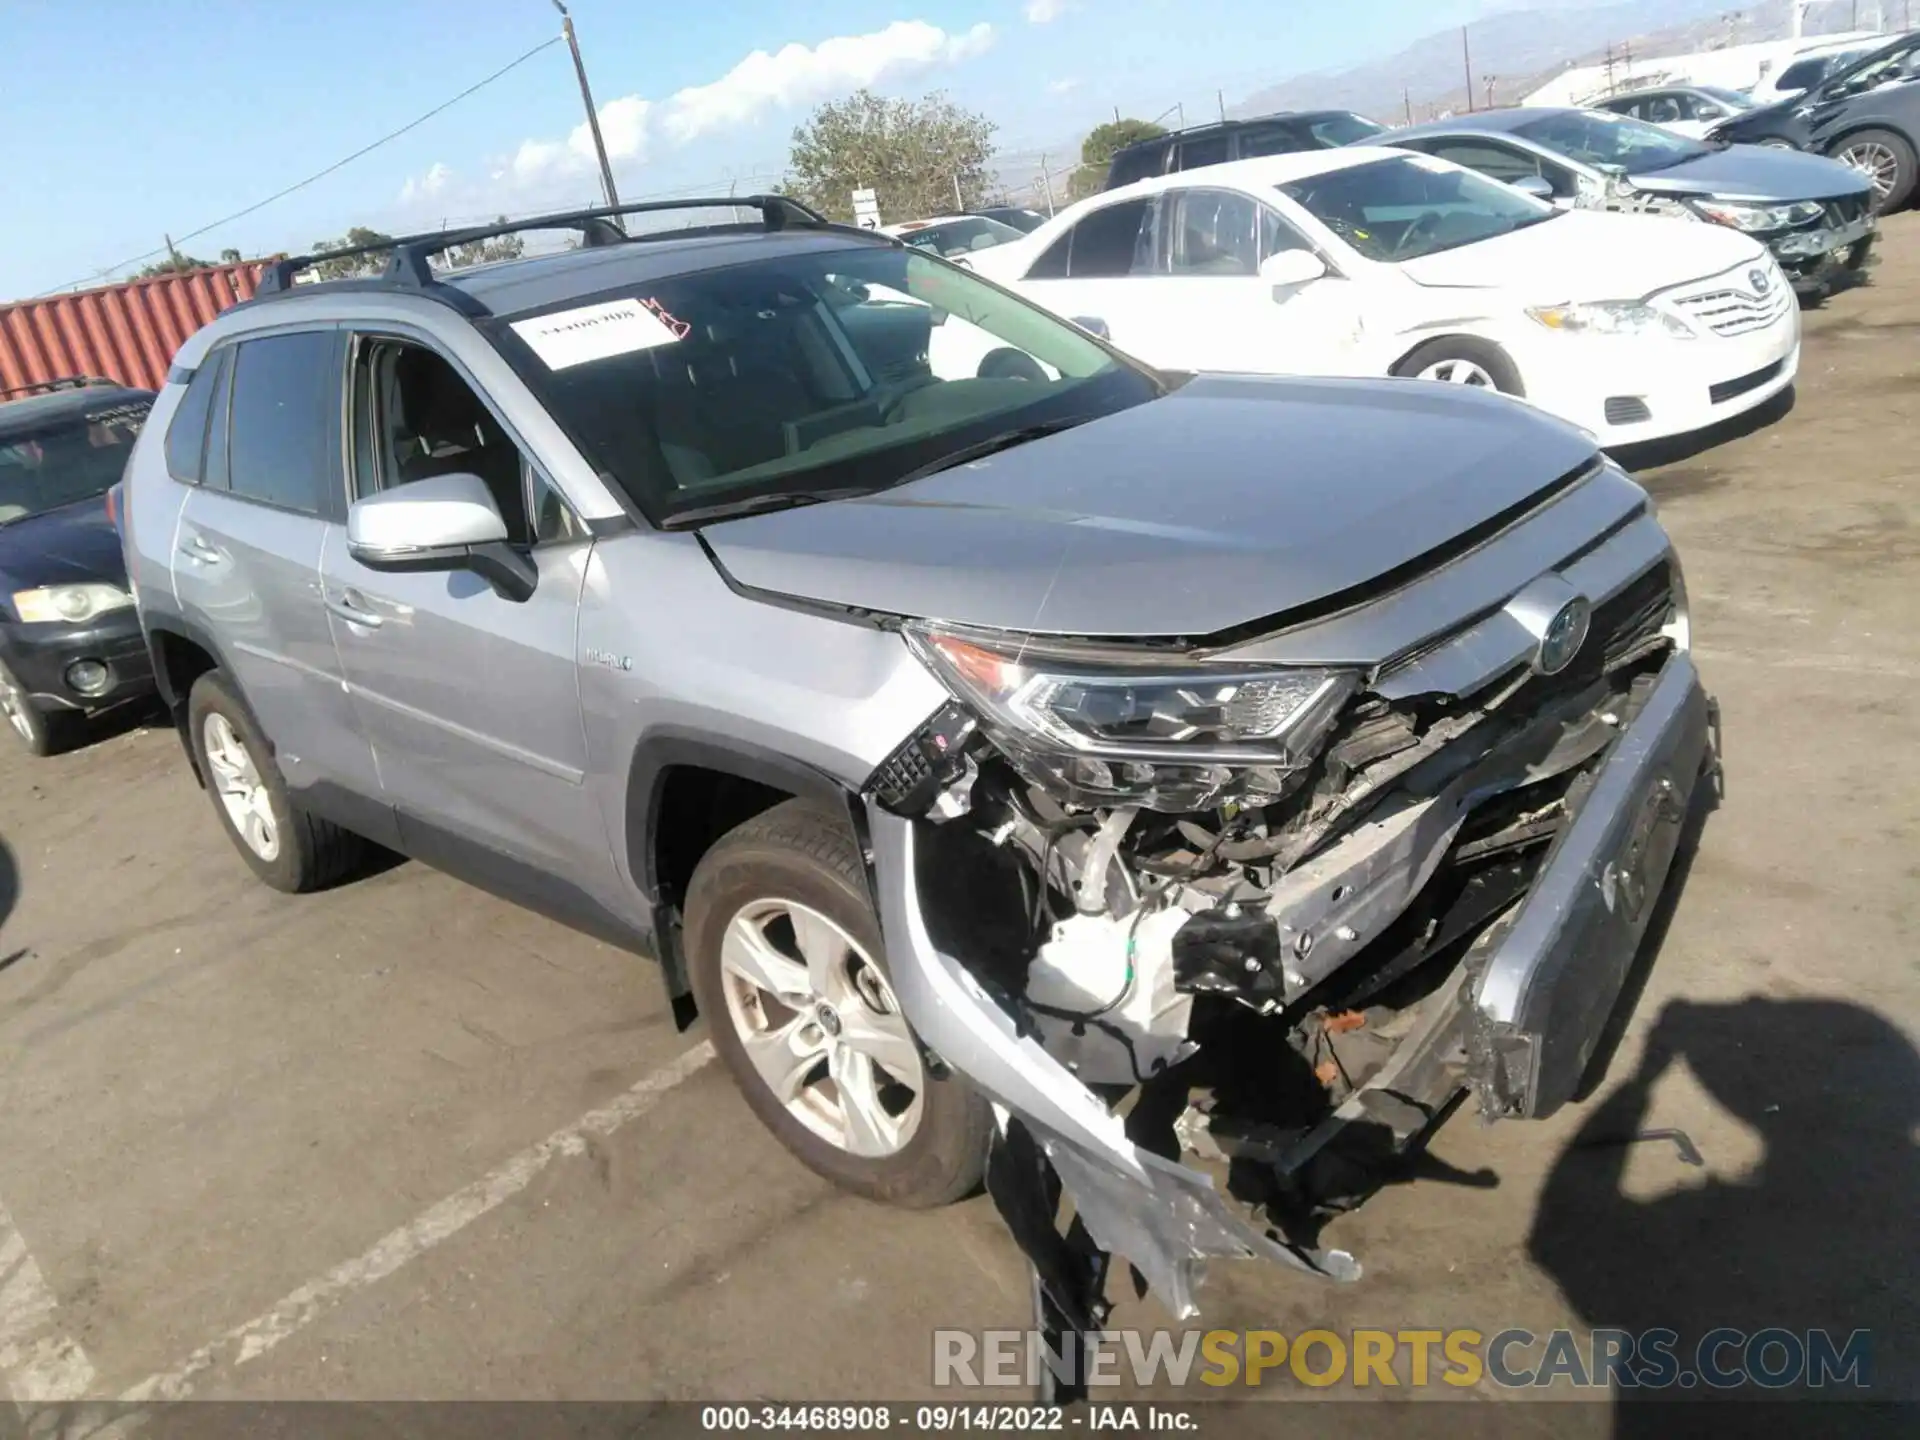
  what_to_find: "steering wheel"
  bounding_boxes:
[1391,210,1443,259]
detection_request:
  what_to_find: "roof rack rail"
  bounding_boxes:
[0,375,119,401]
[254,194,843,305]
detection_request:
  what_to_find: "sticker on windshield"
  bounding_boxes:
[510,299,682,370]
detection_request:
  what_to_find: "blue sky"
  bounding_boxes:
[1,0,1502,298]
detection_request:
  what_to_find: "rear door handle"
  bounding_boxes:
[178,534,223,564]
[326,589,384,630]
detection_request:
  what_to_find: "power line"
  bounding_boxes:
[37,34,565,296]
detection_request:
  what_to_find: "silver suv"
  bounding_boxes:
[121,198,1716,1379]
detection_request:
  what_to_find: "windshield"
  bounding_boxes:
[488,245,1157,523]
[1821,37,1920,97]
[1278,154,1558,262]
[895,216,1026,259]
[1309,112,1387,146]
[1514,109,1710,172]
[1695,85,1756,110]
[0,402,148,525]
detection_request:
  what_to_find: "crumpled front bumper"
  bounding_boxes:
[865,806,1359,1319]
[865,649,1714,1314]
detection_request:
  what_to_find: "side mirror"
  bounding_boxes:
[1259,249,1328,291]
[1510,174,1555,201]
[1071,315,1111,339]
[347,473,536,603]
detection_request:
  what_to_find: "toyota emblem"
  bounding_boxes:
[1750,267,1771,295]
[1536,596,1593,676]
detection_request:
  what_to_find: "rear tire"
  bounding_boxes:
[684,798,991,1208]
[1393,336,1524,397]
[1833,128,1917,212]
[186,671,366,893]
[0,660,76,758]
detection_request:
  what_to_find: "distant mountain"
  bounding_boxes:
[1234,0,1874,122]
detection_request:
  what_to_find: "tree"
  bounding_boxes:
[441,218,525,271]
[307,226,395,281]
[134,252,211,278]
[783,89,996,225]
[219,248,243,265]
[1067,118,1168,201]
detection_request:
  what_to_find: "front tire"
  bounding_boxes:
[186,671,366,893]
[1393,336,1524,396]
[684,799,991,1208]
[0,660,76,758]
[1834,128,1917,212]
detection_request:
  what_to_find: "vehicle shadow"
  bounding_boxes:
[54,695,168,756]
[1607,385,1796,473]
[1529,990,1920,1427]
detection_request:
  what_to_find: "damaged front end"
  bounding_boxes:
[860,460,1717,1392]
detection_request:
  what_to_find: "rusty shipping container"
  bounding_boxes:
[0,262,269,396]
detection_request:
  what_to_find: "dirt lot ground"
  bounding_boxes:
[2,217,1916,1433]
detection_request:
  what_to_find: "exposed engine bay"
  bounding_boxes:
[862,544,1705,1395]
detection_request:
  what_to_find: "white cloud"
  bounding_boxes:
[398,160,453,203]
[1047,77,1080,94]
[661,20,996,143]
[1025,0,1068,22]
[418,20,995,200]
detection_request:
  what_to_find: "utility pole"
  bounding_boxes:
[1404,86,1413,125]
[163,233,184,270]
[553,1,621,213]
[1484,74,1498,109]
[1462,26,1475,111]
[1039,154,1056,216]
[1217,89,1227,122]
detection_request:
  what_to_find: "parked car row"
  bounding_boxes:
[89,201,1717,1391]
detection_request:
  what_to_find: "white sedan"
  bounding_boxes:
[965,146,1800,446]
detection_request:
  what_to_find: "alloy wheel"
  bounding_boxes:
[1841,141,1900,203]
[1417,357,1497,387]
[717,897,925,1158]
[202,713,280,861]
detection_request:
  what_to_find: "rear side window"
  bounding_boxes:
[226,331,341,515]
[1239,124,1310,159]
[1177,134,1231,170]
[1106,144,1166,189]
[163,348,229,484]
[1031,198,1156,279]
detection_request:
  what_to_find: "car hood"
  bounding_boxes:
[1626,143,1870,200]
[0,494,126,597]
[699,374,1600,640]
[1398,208,1763,295]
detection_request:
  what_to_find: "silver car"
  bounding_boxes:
[1385,106,1875,292]
[120,198,1716,1390]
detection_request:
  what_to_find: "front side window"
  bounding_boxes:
[1279,155,1560,263]
[1419,138,1545,185]
[0,399,150,526]
[1822,39,1920,97]
[226,331,340,515]
[1513,110,1709,173]
[1168,190,1259,276]
[488,245,1159,524]
[1239,124,1310,159]
[347,338,559,546]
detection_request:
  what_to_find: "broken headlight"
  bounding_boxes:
[903,622,1358,811]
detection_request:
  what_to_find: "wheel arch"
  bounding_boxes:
[1389,332,1526,396]
[623,731,863,1024]
[144,616,246,787]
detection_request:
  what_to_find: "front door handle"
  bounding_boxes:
[326,589,384,629]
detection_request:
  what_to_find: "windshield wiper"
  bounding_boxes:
[663,485,875,528]
[887,417,1092,489]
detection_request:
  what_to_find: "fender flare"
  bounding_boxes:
[142,614,258,782]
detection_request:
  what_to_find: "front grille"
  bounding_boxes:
[1604,396,1652,425]
[1709,358,1785,405]
[1669,280,1793,337]
[1477,559,1674,716]
[1824,193,1869,228]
